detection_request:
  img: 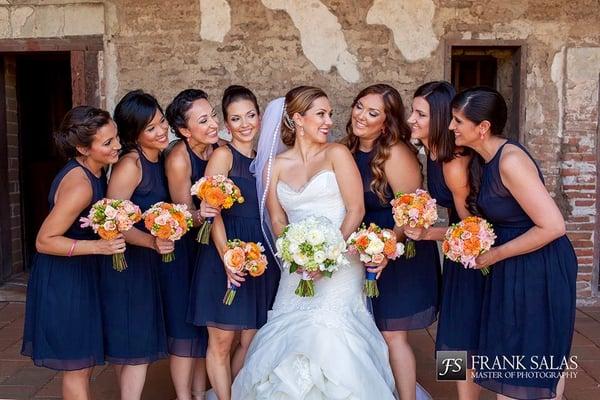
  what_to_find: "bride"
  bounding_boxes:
[231,86,411,399]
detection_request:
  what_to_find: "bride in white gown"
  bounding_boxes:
[231,87,430,400]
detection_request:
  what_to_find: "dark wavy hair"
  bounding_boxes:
[342,83,416,203]
[451,86,507,215]
[54,106,112,158]
[413,81,457,162]
[113,90,163,152]
[165,89,209,139]
[222,85,260,120]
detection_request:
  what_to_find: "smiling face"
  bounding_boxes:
[295,96,333,144]
[449,107,481,147]
[137,109,169,150]
[181,98,219,145]
[78,120,122,166]
[407,96,431,143]
[225,99,260,144]
[351,93,386,141]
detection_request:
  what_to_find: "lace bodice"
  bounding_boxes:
[271,170,367,316]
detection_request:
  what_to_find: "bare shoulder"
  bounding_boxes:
[499,143,537,176]
[211,144,233,161]
[443,153,470,177]
[325,142,353,159]
[388,141,418,165]
[165,141,189,169]
[55,167,93,206]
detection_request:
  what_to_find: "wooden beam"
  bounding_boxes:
[70,51,86,107]
[0,36,103,52]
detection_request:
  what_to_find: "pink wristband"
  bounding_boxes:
[67,240,78,257]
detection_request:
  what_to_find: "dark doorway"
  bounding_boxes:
[16,52,72,269]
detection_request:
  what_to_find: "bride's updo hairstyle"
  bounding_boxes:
[281,86,328,146]
[343,84,415,203]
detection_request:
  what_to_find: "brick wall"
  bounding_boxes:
[4,55,22,275]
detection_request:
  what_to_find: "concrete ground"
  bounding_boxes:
[0,275,598,399]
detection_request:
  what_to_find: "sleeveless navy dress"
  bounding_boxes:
[100,149,168,364]
[356,150,440,330]
[427,156,486,359]
[22,159,106,370]
[188,144,280,330]
[475,140,577,399]
[160,140,209,357]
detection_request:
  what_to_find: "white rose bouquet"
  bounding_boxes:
[275,216,349,297]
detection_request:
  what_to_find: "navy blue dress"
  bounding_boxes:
[22,159,106,370]
[99,149,168,364]
[475,140,577,399]
[427,155,486,358]
[160,140,209,357]
[188,144,280,330]
[356,150,440,331]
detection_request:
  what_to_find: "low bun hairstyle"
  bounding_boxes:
[222,85,260,120]
[451,86,508,215]
[114,90,163,152]
[165,89,208,139]
[343,83,415,203]
[54,106,112,158]
[281,86,328,147]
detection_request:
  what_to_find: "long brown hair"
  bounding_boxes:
[342,84,416,203]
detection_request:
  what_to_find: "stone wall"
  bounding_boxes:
[0,0,598,299]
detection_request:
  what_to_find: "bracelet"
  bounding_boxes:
[67,240,78,257]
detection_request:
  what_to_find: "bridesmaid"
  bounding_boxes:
[101,90,172,400]
[450,87,577,399]
[343,83,441,400]
[162,89,218,400]
[188,85,279,399]
[404,81,483,400]
[21,106,124,399]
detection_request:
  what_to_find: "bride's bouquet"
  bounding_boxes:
[347,223,405,297]
[390,189,438,259]
[442,216,497,275]
[276,216,349,297]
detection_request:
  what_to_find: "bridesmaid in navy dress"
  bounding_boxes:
[163,89,219,400]
[21,106,124,399]
[188,85,279,399]
[101,90,172,400]
[404,81,484,400]
[343,84,441,399]
[450,87,577,399]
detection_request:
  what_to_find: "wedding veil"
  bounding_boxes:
[249,97,287,269]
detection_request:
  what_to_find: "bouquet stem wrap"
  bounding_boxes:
[197,217,214,244]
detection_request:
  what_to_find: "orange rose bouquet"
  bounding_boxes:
[347,223,405,297]
[143,202,193,262]
[442,216,497,275]
[190,174,244,244]
[80,198,141,271]
[390,189,438,258]
[222,239,268,305]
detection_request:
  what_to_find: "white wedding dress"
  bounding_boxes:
[232,170,397,399]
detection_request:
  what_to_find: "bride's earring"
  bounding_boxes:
[299,126,305,137]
